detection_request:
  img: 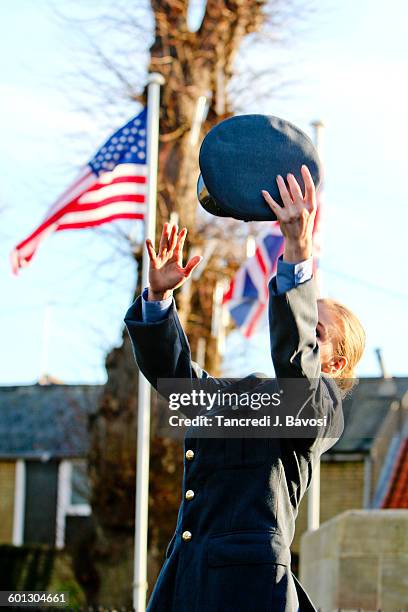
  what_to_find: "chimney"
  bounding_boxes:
[375,347,389,378]
[375,348,397,396]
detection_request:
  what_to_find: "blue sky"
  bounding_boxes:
[1,0,407,385]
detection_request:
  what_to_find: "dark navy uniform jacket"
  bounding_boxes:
[124,275,344,612]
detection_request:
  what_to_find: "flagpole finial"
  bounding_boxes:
[310,120,325,157]
[147,72,165,86]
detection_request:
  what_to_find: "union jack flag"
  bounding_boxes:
[223,224,284,338]
[224,188,323,338]
[11,108,148,274]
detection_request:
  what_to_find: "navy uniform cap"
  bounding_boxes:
[197,114,322,221]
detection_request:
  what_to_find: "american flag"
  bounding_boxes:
[223,188,323,338]
[11,108,148,274]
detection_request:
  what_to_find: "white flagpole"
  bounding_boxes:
[133,72,165,612]
[39,303,51,384]
[307,119,325,532]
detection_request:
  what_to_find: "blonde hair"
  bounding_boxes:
[317,298,366,395]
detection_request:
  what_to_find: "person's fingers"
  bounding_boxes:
[174,227,188,262]
[158,222,170,255]
[168,223,178,254]
[301,165,317,211]
[287,173,304,205]
[183,255,203,277]
[276,175,293,208]
[261,190,285,221]
[146,239,157,267]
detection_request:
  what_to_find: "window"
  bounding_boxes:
[56,459,91,549]
[70,460,90,507]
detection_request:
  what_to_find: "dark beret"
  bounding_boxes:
[197,114,322,221]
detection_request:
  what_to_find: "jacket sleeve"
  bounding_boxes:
[268,275,344,455]
[123,294,210,391]
[268,275,321,381]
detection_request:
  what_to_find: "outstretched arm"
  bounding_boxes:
[262,165,320,381]
[263,167,343,454]
[124,223,206,389]
[124,294,210,388]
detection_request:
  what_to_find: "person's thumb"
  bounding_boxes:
[183,255,203,278]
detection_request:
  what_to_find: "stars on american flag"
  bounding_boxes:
[89,109,147,175]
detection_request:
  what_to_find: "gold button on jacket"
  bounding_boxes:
[185,449,194,460]
[182,530,192,541]
[185,489,195,500]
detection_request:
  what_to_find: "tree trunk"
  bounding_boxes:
[83,1,267,607]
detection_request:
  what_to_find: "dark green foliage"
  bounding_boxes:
[0,545,55,590]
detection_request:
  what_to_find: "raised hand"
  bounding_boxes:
[146,222,203,301]
[262,164,317,263]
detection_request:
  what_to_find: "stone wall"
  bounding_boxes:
[299,509,408,611]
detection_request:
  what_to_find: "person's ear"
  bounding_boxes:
[326,356,348,376]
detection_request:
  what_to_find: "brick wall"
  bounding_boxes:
[0,461,16,543]
[292,460,365,554]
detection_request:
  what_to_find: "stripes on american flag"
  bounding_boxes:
[11,108,148,274]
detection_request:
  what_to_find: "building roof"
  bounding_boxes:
[328,377,408,454]
[381,439,408,508]
[0,384,103,458]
